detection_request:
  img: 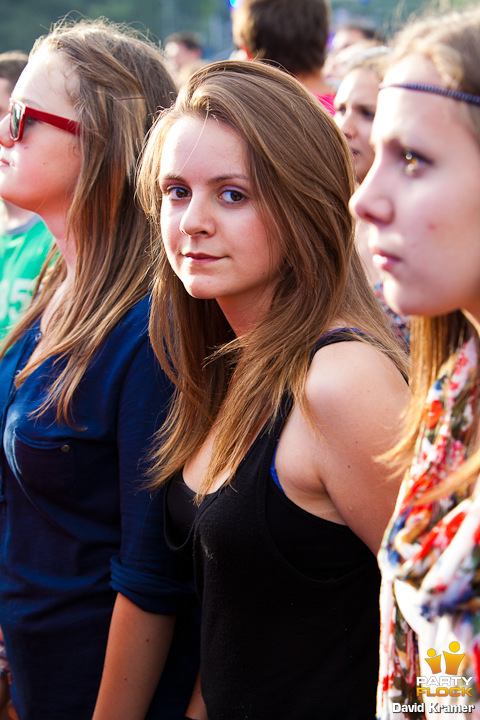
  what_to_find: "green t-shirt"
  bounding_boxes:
[0,216,53,341]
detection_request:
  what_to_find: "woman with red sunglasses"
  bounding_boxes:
[0,17,199,720]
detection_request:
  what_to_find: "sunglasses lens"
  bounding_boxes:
[10,102,22,140]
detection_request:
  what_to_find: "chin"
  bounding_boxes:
[382,282,410,317]
[183,285,216,301]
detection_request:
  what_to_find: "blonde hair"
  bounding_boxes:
[1,17,176,425]
[343,45,392,80]
[138,59,408,496]
[381,6,480,489]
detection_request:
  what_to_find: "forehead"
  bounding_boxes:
[372,54,467,142]
[13,48,77,112]
[333,28,366,52]
[336,68,379,103]
[160,115,248,173]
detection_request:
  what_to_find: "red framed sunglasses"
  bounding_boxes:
[9,99,81,141]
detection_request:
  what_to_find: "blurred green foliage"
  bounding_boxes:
[0,0,231,56]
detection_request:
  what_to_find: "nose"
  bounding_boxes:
[349,163,393,227]
[0,114,13,147]
[179,193,215,238]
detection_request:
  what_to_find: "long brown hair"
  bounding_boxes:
[380,6,480,490]
[138,59,408,496]
[1,17,176,425]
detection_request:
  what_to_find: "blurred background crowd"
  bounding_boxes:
[0,0,467,68]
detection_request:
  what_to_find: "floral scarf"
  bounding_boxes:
[378,336,480,719]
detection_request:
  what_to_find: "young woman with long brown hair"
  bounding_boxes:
[0,18,198,720]
[138,59,409,720]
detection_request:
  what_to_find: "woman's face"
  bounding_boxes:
[334,67,379,183]
[158,115,281,333]
[350,54,480,326]
[0,47,81,228]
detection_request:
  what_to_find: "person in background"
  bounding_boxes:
[231,0,337,114]
[334,47,410,350]
[331,20,379,54]
[0,51,54,344]
[138,59,409,720]
[325,21,384,90]
[0,17,198,720]
[0,52,26,113]
[350,6,480,718]
[164,31,204,88]
[334,47,389,185]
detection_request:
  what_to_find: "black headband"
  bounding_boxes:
[379,82,480,107]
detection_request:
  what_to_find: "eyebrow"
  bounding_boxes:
[159,173,251,184]
[13,96,42,109]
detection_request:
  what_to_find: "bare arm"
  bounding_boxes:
[307,341,409,554]
[92,594,175,720]
[276,340,409,555]
[184,671,209,720]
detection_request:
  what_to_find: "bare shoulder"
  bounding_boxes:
[301,338,409,553]
[306,338,408,429]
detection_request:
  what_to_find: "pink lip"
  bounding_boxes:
[371,247,401,273]
[184,252,220,262]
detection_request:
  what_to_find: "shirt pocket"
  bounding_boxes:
[12,428,77,495]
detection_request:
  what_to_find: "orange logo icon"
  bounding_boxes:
[425,641,465,675]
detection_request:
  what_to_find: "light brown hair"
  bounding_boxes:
[138,59,408,496]
[1,17,176,425]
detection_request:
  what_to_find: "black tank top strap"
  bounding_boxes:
[313,327,367,354]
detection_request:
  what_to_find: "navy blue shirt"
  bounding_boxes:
[0,296,199,720]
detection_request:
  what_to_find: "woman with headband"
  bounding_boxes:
[351,6,480,719]
[0,18,199,720]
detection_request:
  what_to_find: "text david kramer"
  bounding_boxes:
[392,703,475,714]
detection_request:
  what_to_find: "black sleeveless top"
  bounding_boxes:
[165,330,381,720]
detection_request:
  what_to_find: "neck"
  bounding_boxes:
[463,310,480,341]
[34,211,76,278]
[216,295,272,337]
[295,68,335,97]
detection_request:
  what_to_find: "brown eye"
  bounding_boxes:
[403,150,428,176]
[221,189,245,204]
[164,185,190,200]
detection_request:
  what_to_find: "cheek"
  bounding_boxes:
[161,232,176,261]
[26,143,80,193]
[160,209,177,244]
[160,218,180,268]
[359,136,375,168]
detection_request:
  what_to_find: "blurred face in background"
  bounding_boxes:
[0,78,12,119]
[165,41,201,73]
[334,67,379,183]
